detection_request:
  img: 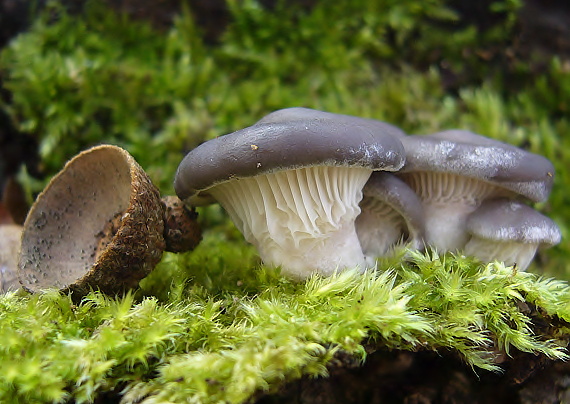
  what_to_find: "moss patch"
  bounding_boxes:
[0,1,569,402]
[1,235,570,403]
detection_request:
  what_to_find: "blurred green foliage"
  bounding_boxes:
[1,2,216,192]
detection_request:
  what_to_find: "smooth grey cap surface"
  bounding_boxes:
[466,198,561,245]
[257,107,407,139]
[174,108,406,204]
[399,130,555,202]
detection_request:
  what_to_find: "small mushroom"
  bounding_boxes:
[464,198,561,271]
[397,130,555,252]
[0,224,23,293]
[174,107,406,279]
[355,172,425,263]
[18,145,167,297]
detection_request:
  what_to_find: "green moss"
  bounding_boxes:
[1,1,570,402]
[1,244,569,403]
[1,2,215,192]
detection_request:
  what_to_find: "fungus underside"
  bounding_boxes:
[207,166,371,279]
[399,171,514,251]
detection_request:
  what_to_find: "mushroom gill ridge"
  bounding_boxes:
[208,166,371,279]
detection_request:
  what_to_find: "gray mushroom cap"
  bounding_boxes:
[399,130,555,202]
[174,108,406,205]
[466,198,561,246]
[357,172,425,256]
[256,107,407,139]
[362,172,425,226]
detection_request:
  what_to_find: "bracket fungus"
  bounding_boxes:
[356,172,425,263]
[397,130,555,252]
[464,198,561,271]
[174,107,406,279]
[18,145,201,297]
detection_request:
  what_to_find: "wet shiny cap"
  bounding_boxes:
[362,172,425,242]
[174,107,406,205]
[400,130,555,202]
[466,198,561,245]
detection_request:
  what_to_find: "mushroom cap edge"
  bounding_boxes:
[174,110,406,205]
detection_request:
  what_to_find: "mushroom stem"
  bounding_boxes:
[208,166,370,279]
[357,201,405,255]
[421,203,476,251]
[464,239,539,271]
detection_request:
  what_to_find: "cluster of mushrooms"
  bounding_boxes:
[0,107,562,296]
[174,107,561,279]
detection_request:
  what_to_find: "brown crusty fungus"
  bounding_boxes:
[161,195,202,253]
[17,145,195,297]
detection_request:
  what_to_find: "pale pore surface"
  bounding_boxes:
[356,199,406,263]
[400,172,512,251]
[209,166,371,279]
[464,238,538,271]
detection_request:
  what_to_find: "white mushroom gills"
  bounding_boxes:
[465,240,539,271]
[208,165,371,279]
[397,130,555,254]
[355,172,425,263]
[399,171,513,251]
[356,200,407,263]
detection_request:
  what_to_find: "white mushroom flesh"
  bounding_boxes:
[356,199,407,263]
[208,166,371,279]
[399,172,512,251]
[464,239,538,271]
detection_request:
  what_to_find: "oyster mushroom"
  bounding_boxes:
[19,145,168,296]
[0,224,23,293]
[464,198,561,271]
[356,172,425,263]
[174,107,406,279]
[397,130,554,252]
